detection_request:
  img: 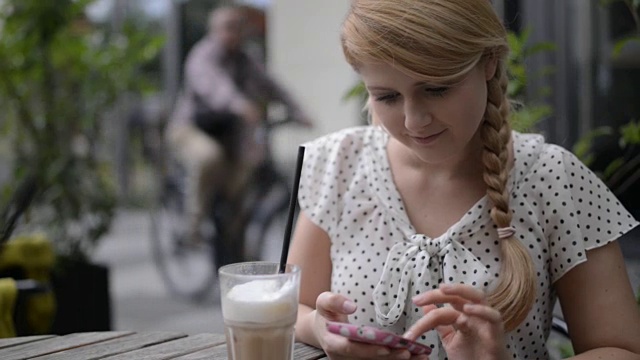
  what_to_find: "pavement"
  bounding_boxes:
[94,208,640,336]
[93,209,226,335]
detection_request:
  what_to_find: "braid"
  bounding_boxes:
[481,60,536,332]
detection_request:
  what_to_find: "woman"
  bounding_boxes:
[289,0,640,359]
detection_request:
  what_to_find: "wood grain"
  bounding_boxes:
[102,333,226,360]
[0,336,57,350]
[171,341,327,359]
[0,332,327,359]
[0,332,134,360]
[39,332,186,360]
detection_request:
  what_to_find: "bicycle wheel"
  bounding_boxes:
[149,173,217,302]
[244,170,293,262]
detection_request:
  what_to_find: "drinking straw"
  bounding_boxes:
[279,145,305,273]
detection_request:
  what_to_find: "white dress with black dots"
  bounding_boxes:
[298,126,638,360]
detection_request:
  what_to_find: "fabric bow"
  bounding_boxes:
[373,232,493,326]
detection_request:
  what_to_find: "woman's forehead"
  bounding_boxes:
[359,61,469,88]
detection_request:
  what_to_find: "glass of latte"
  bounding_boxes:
[218,262,301,360]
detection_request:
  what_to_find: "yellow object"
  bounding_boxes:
[0,278,17,338]
[0,233,56,335]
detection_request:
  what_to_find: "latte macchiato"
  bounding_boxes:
[219,262,300,360]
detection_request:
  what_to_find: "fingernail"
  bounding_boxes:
[342,300,357,313]
[463,303,473,311]
[402,330,414,339]
[398,350,411,359]
[377,348,391,356]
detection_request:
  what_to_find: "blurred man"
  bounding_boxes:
[167,5,311,242]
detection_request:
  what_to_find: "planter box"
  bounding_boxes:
[50,260,112,335]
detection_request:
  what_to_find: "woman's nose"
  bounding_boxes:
[404,98,431,130]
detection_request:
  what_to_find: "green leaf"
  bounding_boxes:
[572,127,613,163]
[619,119,640,146]
[524,42,556,57]
[343,81,367,102]
[559,341,575,358]
[510,105,552,132]
[612,36,640,58]
[604,158,625,179]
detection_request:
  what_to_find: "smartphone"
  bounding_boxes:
[326,321,432,355]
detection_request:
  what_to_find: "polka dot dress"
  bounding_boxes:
[298,126,638,360]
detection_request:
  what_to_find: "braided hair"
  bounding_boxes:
[342,0,536,331]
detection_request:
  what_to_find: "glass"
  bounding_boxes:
[218,262,300,360]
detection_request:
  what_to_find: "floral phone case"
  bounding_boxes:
[326,321,432,355]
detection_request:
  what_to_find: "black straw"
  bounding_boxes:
[279,146,305,273]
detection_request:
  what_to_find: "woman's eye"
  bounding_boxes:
[375,93,399,104]
[425,87,448,97]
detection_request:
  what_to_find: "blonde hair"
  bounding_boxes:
[342,0,535,331]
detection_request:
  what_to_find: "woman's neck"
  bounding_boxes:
[389,132,486,183]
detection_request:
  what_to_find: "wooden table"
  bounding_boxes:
[0,331,328,359]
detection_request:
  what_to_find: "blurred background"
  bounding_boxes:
[0,0,638,352]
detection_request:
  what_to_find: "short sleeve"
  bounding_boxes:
[297,133,349,237]
[531,145,639,282]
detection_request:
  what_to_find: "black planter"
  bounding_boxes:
[50,260,112,334]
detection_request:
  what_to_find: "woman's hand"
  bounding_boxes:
[313,292,428,360]
[404,284,511,360]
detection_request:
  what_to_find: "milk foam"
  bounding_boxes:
[223,279,297,324]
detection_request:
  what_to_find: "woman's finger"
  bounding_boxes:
[463,303,502,324]
[438,283,487,303]
[403,305,459,341]
[412,290,469,311]
[316,292,357,320]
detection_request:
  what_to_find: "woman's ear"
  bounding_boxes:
[484,56,499,81]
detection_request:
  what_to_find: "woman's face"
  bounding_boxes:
[360,60,495,166]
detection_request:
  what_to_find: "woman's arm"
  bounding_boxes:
[289,212,333,347]
[289,212,415,359]
[555,240,640,359]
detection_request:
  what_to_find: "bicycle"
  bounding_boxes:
[149,114,299,302]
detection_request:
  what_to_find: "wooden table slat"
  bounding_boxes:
[170,342,226,360]
[0,336,57,350]
[171,341,327,360]
[0,332,327,359]
[293,343,328,360]
[0,331,135,360]
[40,332,187,360]
[101,333,226,360]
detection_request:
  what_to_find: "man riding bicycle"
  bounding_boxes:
[166,5,312,245]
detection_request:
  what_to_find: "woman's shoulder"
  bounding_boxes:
[512,131,584,178]
[298,126,384,231]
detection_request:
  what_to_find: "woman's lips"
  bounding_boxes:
[410,129,445,145]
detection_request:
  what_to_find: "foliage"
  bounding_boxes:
[574,121,640,197]
[342,30,556,132]
[600,0,640,58]
[573,0,640,200]
[564,1,640,352]
[506,29,556,132]
[0,0,164,261]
